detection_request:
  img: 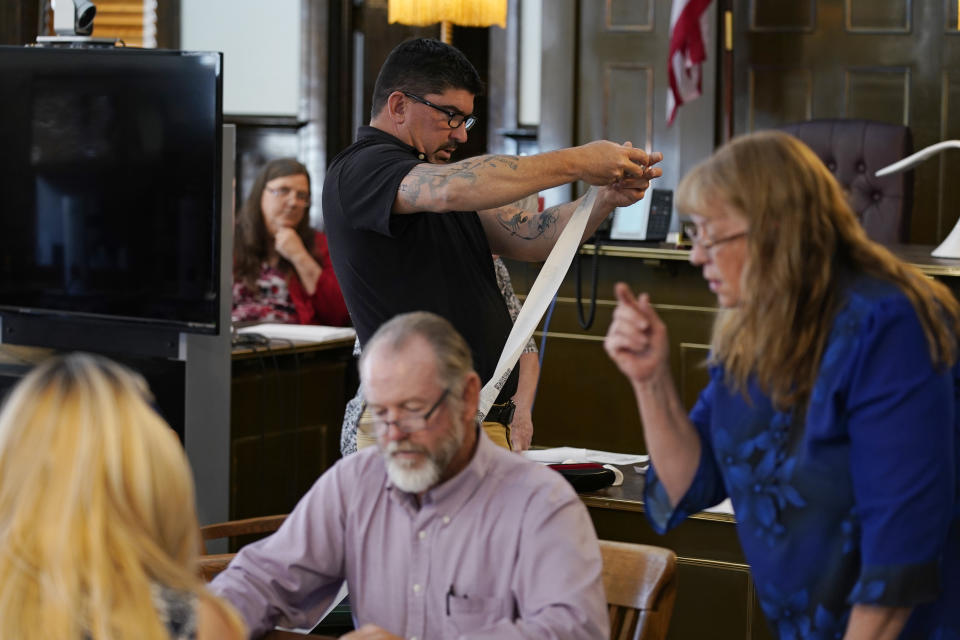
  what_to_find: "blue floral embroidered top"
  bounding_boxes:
[645,277,960,639]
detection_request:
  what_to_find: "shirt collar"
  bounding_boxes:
[357,125,427,161]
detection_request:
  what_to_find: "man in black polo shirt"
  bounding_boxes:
[323,38,662,450]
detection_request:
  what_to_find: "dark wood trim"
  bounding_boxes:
[487,0,520,154]
[720,0,734,144]
[0,0,41,46]
[326,0,355,160]
[224,114,306,128]
[156,0,181,49]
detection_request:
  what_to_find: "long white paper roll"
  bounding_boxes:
[477,187,599,422]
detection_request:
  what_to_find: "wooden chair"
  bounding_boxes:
[198,514,288,582]
[198,515,337,639]
[599,540,677,640]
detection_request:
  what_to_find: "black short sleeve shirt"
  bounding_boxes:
[323,126,518,402]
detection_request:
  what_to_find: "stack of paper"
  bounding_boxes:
[237,323,356,343]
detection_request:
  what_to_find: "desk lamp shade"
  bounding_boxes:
[388,0,506,27]
[875,140,960,258]
[388,0,506,44]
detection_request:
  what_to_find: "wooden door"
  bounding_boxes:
[576,0,718,199]
[730,0,960,244]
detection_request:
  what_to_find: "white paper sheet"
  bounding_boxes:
[275,581,349,634]
[522,446,649,466]
[703,498,735,515]
[237,323,356,343]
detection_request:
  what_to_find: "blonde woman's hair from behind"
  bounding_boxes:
[676,130,960,412]
[0,353,245,640]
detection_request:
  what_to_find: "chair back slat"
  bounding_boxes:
[600,540,677,640]
[200,514,288,541]
[612,604,642,640]
[198,553,235,582]
[198,514,288,581]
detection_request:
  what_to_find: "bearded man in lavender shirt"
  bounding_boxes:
[209,311,609,640]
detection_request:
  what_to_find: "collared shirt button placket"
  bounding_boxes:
[405,515,430,640]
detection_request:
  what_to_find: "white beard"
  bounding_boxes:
[385,453,442,493]
[383,414,465,494]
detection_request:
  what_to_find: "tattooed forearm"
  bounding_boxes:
[496,205,561,240]
[431,155,520,174]
[399,154,523,207]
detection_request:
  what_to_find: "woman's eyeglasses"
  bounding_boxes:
[683,223,748,252]
[266,186,311,205]
[403,92,478,131]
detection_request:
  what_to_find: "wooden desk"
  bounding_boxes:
[230,336,356,528]
[581,467,772,640]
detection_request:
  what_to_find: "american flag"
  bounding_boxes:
[667,0,713,125]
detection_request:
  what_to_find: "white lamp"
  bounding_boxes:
[875,140,960,258]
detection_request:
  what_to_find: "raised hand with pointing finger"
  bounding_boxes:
[604,282,671,387]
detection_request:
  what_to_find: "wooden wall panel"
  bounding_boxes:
[845,0,910,33]
[940,70,960,240]
[0,0,40,45]
[669,563,757,640]
[604,65,654,149]
[577,0,715,221]
[843,67,909,124]
[607,0,654,31]
[748,66,812,131]
[948,0,960,33]
[750,0,814,32]
[732,0,958,244]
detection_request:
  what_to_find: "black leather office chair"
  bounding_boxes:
[779,119,913,245]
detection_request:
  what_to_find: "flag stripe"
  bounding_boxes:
[667,0,713,125]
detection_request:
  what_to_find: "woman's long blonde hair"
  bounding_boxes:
[0,353,244,639]
[677,130,960,412]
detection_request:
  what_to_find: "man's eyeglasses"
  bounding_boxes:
[364,388,450,436]
[684,223,748,252]
[403,92,477,131]
[265,186,311,205]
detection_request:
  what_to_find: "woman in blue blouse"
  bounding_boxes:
[605,131,960,639]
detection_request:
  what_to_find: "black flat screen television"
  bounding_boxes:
[0,46,223,335]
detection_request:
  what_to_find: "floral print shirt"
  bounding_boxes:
[231,264,298,324]
[645,277,960,639]
[151,583,197,639]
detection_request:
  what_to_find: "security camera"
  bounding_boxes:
[73,0,97,36]
[51,0,97,37]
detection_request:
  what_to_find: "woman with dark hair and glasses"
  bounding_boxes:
[605,131,960,638]
[233,158,350,326]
